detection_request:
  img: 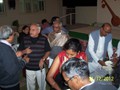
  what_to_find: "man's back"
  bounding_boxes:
[81,82,117,90]
[0,42,20,88]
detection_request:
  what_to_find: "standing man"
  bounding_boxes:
[86,23,113,78]
[0,25,28,90]
[18,23,51,90]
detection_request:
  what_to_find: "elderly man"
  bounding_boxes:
[47,21,69,68]
[18,23,51,90]
[41,16,68,36]
[61,57,117,90]
[0,25,28,90]
[86,23,114,78]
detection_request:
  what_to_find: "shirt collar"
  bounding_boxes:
[80,80,95,90]
[0,40,12,47]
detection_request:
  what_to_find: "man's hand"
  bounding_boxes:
[112,53,117,58]
[16,51,23,57]
[23,47,32,54]
[39,59,45,70]
[23,55,30,63]
[98,60,106,66]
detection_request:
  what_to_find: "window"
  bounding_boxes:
[8,0,16,10]
[63,0,97,7]
[0,0,5,14]
[19,0,45,13]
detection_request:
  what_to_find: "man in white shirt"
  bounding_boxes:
[116,41,120,57]
[86,23,113,79]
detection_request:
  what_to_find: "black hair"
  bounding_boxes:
[22,25,29,30]
[101,23,111,28]
[50,16,60,25]
[63,38,82,52]
[41,19,48,24]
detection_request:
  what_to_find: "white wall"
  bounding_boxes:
[76,7,97,25]
[2,0,119,28]
[97,0,120,27]
[67,0,120,27]
[0,0,61,26]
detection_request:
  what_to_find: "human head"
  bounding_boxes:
[29,24,41,38]
[100,23,112,36]
[41,19,48,24]
[61,57,89,90]
[63,38,82,58]
[52,21,62,33]
[22,25,29,34]
[50,16,60,25]
[0,25,14,43]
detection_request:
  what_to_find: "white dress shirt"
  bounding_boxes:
[0,40,11,47]
[88,34,113,62]
[116,41,120,57]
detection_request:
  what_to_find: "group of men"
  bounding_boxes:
[0,16,69,90]
[0,21,119,90]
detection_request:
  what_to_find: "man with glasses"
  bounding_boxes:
[47,21,69,68]
[41,16,68,37]
[86,23,114,79]
[61,57,117,90]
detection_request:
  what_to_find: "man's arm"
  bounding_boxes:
[88,34,99,62]
[116,41,120,57]
[39,38,51,69]
[107,40,113,59]
[17,38,32,55]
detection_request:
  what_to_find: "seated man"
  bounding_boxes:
[47,21,69,68]
[41,16,68,36]
[61,57,117,90]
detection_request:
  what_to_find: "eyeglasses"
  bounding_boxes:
[66,76,74,84]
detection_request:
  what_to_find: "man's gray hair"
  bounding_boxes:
[61,57,89,79]
[36,24,41,31]
[0,25,13,40]
[30,23,41,31]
